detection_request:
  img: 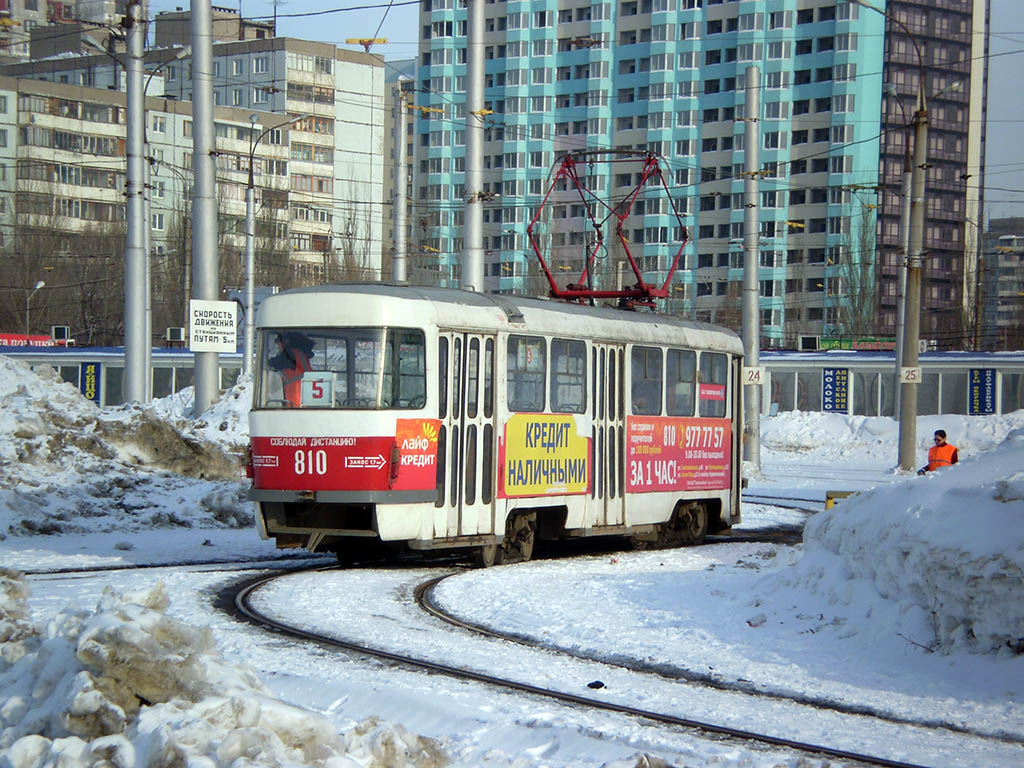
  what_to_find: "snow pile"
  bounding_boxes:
[764,429,1024,655]
[147,376,251,453]
[0,573,448,768]
[760,410,1024,465]
[0,357,248,539]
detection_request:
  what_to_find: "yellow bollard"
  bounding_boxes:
[825,490,856,510]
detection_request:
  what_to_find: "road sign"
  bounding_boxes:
[189,300,237,353]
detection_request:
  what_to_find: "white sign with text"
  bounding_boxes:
[189,300,237,353]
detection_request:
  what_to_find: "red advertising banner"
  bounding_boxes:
[251,418,440,492]
[626,416,732,493]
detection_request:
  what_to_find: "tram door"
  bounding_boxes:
[434,332,496,540]
[589,343,626,527]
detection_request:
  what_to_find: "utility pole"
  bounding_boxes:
[898,90,928,472]
[393,79,410,283]
[741,66,761,470]
[123,0,147,402]
[245,114,258,377]
[190,0,220,415]
[461,0,485,292]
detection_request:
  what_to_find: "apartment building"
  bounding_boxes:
[875,0,988,348]
[415,0,988,348]
[981,218,1024,350]
[1,33,387,281]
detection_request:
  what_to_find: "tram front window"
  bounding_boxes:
[255,327,426,409]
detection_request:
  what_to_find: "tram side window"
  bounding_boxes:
[699,352,729,418]
[667,349,696,416]
[383,330,427,408]
[631,346,662,415]
[507,335,546,412]
[551,338,586,413]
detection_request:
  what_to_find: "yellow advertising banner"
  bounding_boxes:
[502,413,589,497]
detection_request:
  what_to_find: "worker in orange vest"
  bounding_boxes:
[270,333,311,407]
[917,429,958,475]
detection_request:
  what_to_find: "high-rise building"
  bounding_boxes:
[875,0,988,349]
[415,0,988,349]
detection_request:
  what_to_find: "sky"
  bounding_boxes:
[151,0,1024,224]
[0,354,1022,766]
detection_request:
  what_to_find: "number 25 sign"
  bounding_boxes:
[900,366,922,384]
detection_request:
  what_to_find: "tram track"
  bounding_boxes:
[229,556,1022,768]
[415,573,1019,747]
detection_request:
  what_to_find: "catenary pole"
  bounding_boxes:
[190,0,220,415]
[741,66,761,470]
[899,90,928,471]
[461,0,485,292]
[393,79,410,283]
[123,0,147,402]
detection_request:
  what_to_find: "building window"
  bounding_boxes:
[253,56,269,74]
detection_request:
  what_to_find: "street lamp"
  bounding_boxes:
[25,280,45,346]
[245,113,311,376]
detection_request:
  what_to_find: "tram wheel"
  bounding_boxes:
[667,501,708,546]
[501,512,537,563]
[475,541,503,567]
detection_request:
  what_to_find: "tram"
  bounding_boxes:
[247,283,743,565]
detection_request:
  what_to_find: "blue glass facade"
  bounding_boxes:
[416,0,885,344]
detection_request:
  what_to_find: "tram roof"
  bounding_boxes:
[258,283,744,354]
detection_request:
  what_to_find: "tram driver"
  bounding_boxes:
[269,332,313,407]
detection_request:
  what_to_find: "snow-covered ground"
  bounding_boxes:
[1,355,1022,767]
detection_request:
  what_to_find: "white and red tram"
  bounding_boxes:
[247,283,743,564]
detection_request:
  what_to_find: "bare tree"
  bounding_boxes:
[834,201,877,338]
[0,184,126,345]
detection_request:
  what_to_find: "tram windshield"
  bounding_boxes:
[255,327,426,410]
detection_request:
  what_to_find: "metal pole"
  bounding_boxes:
[461,0,485,292]
[190,0,220,415]
[741,66,761,469]
[25,281,43,344]
[894,153,911,416]
[898,90,928,472]
[245,146,256,377]
[393,81,409,283]
[123,0,147,403]
[143,145,152,399]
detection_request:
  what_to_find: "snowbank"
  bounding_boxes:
[0,572,447,768]
[762,429,1024,655]
[760,409,1024,465]
[0,357,248,539]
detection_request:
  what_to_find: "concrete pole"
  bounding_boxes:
[190,0,220,415]
[461,0,485,292]
[898,91,928,472]
[393,82,409,283]
[123,0,147,403]
[741,66,761,469]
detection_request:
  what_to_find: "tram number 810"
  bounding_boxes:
[295,449,328,475]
